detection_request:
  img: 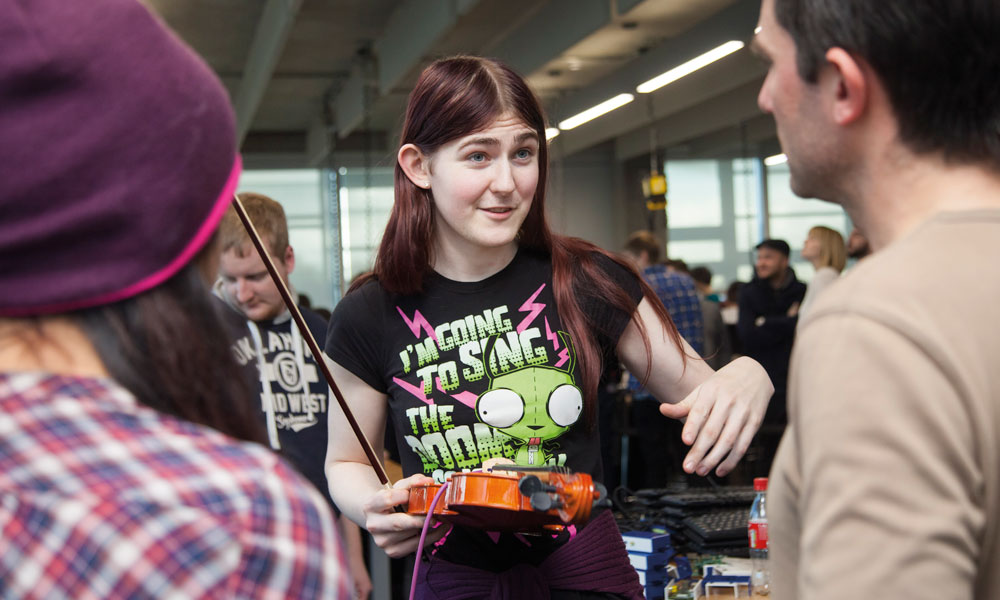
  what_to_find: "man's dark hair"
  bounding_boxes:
[665,259,689,274]
[690,266,713,286]
[756,239,791,257]
[774,0,1000,166]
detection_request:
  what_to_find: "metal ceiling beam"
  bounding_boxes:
[333,0,484,139]
[306,118,331,167]
[375,0,482,95]
[334,60,373,140]
[234,0,304,145]
[490,0,615,75]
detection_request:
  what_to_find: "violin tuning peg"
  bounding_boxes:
[594,482,608,502]
[593,482,612,509]
[530,491,554,511]
[518,475,543,497]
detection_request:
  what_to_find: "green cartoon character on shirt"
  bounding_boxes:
[475,332,583,465]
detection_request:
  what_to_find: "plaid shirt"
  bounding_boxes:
[629,265,705,396]
[0,372,351,599]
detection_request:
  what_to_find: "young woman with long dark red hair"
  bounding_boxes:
[325,56,773,598]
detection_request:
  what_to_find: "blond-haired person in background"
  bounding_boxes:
[797,226,846,320]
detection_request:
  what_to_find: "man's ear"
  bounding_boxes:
[824,47,868,126]
[283,244,295,276]
[398,143,432,189]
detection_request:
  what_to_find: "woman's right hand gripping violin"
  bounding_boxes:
[363,473,451,558]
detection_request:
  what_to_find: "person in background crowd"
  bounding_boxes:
[754,0,1000,597]
[215,192,372,600]
[622,232,704,355]
[721,281,745,358]
[323,55,773,598]
[690,266,732,370]
[0,0,350,596]
[737,239,806,472]
[664,258,691,275]
[690,266,722,302]
[797,225,846,320]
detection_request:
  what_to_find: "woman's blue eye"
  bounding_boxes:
[469,152,486,162]
[515,149,533,159]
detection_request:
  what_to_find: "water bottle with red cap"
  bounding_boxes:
[748,476,770,595]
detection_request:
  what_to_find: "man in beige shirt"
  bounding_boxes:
[751,0,1000,598]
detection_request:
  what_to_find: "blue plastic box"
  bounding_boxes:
[628,549,673,571]
[622,530,673,554]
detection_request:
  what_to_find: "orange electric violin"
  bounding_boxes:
[407,465,609,532]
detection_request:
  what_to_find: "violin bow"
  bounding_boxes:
[231,195,392,487]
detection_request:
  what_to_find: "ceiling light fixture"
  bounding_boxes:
[545,127,560,140]
[764,153,788,166]
[636,40,745,94]
[558,93,635,130]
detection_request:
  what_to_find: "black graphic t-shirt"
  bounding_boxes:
[326,248,641,485]
[226,304,336,508]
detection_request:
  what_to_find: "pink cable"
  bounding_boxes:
[408,481,449,600]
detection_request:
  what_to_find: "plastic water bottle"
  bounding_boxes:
[748,477,770,595]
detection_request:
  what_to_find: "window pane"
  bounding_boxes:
[732,158,757,217]
[667,239,725,263]
[664,160,722,228]
[734,216,761,253]
[239,170,322,217]
[339,167,394,283]
[286,229,333,309]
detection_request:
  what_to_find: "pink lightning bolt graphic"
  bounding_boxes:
[544,317,560,350]
[396,306,438,342]
[555,347,570,369]
[546,316,570,368]
[516,284,547,333]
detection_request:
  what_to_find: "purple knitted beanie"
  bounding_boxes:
[0,0,240,316]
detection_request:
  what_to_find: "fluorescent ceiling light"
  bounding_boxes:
[559,93,635,130]
[636,40,746,94]
[545,127,560,140]
[764,153,787,166]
